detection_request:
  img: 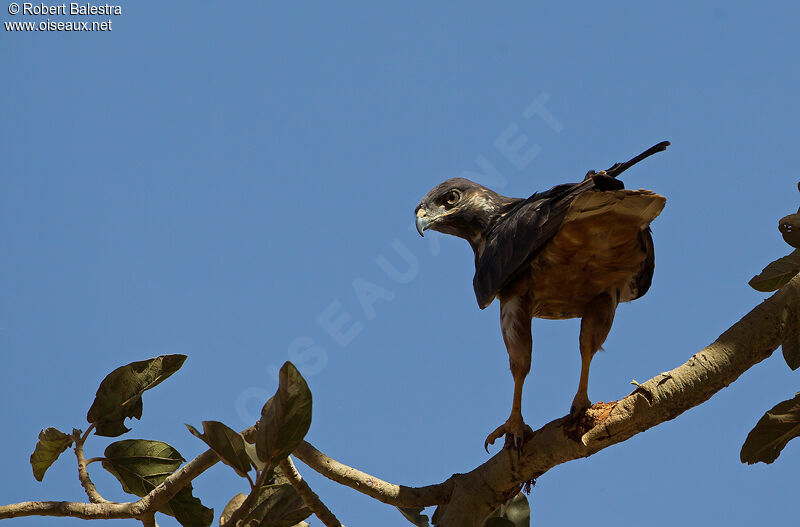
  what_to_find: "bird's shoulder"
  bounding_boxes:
[473,180,592,308]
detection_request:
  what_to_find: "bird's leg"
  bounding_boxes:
[486,297,533,454]
[570,292,617,417]
[485,356,532,454]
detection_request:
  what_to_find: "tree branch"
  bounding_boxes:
[280,456,343,527]
[292,440,453,507]
[0,501,133,520]
[435,273,800,525]
[6,273,795,524]
[129,449,220,516]
[2,446,223,521]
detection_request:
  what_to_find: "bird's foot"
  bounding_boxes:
[484,413,533,456]
[569,392,592,420]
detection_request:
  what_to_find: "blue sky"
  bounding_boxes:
[2,2,799,526]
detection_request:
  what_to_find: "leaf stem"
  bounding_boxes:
[73,426,107,504]
[81,424,95,443]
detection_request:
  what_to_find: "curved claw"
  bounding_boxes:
[484,424,505,453]
[484,416,527,454]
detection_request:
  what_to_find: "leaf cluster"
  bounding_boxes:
[29,355,315,527]
[742,181,800,464]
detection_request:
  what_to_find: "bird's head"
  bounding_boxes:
[415,178,512,248]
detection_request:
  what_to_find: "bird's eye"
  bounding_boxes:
[445,190,461,205]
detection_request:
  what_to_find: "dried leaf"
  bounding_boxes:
[220,494,246,526]
[748,250,800,292]
[245,484,311,527]
[783,335,800,371]
[741,393,800,464]
[255,362,312,466]
[87,355,187,437]
[30,427,73,481]
[187,421,253,477]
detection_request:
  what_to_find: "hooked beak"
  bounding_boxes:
[415,209,431,237]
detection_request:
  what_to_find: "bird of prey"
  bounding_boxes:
[415,142,669,451]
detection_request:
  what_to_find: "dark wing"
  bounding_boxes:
[631,226,655,300]
[472,142,670,309]
[472,178,606,309]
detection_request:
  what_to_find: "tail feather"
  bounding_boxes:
[564,189,666,227]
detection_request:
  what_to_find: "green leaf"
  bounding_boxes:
[102,439,184,495]
[433,493,529,527]
[167,486,214,527]
[244,483,311,527]
[30,427,74,481]
[255,362,312,466]
[186,421,253,477]
[749,250,800,292]
[779,213,800,248]
[498,493,530,527]
[244,441,268,471]
[483,519,516,527]
[87,355,187,437]
[102,439,212,527]
[399,506,430,526]
[741,393,800,464]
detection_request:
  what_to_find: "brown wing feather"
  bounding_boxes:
[473,182,664,309]
[473,180,594,308]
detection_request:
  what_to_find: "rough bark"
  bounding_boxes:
[433,274,800,525]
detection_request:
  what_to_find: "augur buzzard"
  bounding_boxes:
[415,142,668,451]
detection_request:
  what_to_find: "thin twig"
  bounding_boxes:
[73,427,107,504]
[129,448,219,516]
[0,501,133,520]
[280,457,343,527]
[292,440,452,507]
[81,424,95,443]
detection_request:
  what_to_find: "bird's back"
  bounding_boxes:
[474,181,665,311]
[523,189,665,319]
